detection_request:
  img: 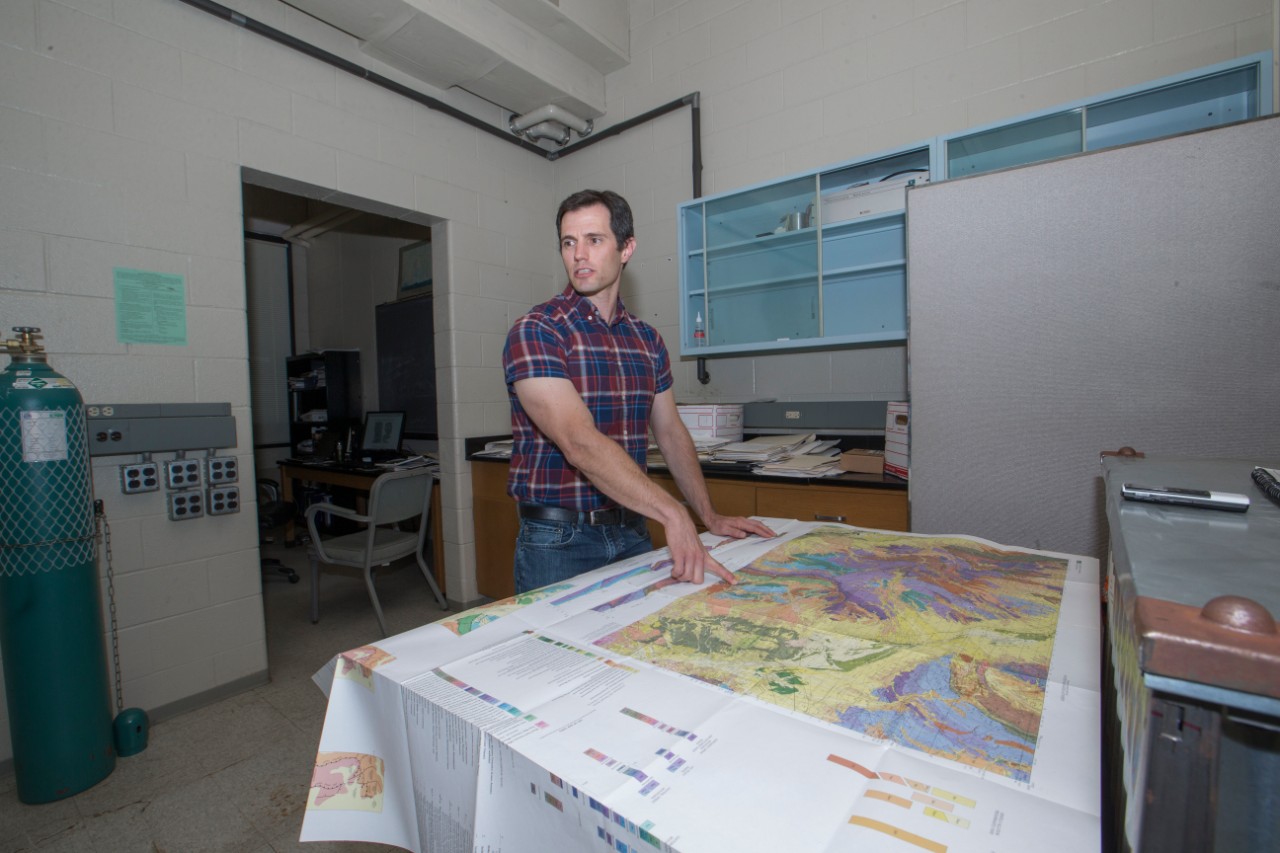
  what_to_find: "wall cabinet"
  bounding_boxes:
[942,54,1265,179]
[678,52,1269,358]
[469,460,907,600]
[286,351,361,457]
[679,146,928,356]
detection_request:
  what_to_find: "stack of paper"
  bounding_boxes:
[472,440,513,459]
[753,453,845,478]
[712,434,818,463]
[693,436,732,454]
[380,455,436,471]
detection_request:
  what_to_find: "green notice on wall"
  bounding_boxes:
[114,267,188,345]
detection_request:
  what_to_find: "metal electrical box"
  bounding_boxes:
[85,403,236,456]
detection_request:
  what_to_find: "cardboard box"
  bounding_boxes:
[838,449,885,475]
[677,404,744,442]
[884,401,909,480]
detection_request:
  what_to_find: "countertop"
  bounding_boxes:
[465,434,908,491]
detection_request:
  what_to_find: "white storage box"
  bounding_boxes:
[884,401,909,480]
[822,172,930,225]
[678,404,744,442]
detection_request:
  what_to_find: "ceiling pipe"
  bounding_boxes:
[176,0,700,177]
[174,0,549,157]
[509,104,593,137]
[180,0,710,378]
[520,120,571,146]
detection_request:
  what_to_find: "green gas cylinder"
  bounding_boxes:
[0,327,115,803]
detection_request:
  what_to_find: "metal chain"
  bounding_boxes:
[94,501,124,714]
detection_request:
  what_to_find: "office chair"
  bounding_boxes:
[304,467,448,637]
[257,479,299,583]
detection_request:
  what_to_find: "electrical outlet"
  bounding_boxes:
[119,462,160,494]
[166,490,204,520]
[207,485,240,515]
[164,458,202,490]
[205,455,238,484]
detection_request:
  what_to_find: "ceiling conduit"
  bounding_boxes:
[175,0,700,195]
[178,0,708,378]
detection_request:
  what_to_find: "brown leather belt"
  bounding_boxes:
[517,503,643,527]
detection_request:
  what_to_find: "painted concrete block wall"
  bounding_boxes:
[0,0,554,764]
[550,0,1274,406]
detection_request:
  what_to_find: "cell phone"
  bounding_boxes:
[1121,483,1250,512]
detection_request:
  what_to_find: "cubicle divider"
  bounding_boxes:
[906,114,1280,559]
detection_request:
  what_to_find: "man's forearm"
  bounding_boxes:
[561,428,691,528]
[655,424,716,526]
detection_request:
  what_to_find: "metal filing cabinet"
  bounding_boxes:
[1101,456,1280,852]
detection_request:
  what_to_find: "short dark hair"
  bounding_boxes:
[556,189,635,249]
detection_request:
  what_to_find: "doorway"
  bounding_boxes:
[241,175,438,644]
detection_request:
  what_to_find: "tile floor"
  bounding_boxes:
[1,544,451,852]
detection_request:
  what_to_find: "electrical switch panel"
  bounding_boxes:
[206,485,240,515]
[205,455,238,484]
[164,458,202,490]
[166,490,204,520]
[119,462,160,494]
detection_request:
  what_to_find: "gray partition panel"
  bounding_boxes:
[907,116,1280,559]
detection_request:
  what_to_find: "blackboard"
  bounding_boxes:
[375,295,437,439]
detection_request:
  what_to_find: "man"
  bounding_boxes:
[502,189,775,594]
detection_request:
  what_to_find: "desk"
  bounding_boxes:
[301,520,1100,852]
[1101,456,1280,852]
[277,460,445,597]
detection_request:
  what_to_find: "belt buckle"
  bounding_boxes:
[587,507,617,525]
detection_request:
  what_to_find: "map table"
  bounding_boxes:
[301,520,1101,852]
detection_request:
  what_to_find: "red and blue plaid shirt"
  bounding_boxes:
[503,285,672,511]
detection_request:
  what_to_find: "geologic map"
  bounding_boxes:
[596,527,1068,782]
[303,521,1099,853]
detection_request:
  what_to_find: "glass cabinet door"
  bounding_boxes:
[1086,65,1259,151]
[946,110,1084,178]
[695,175,819,350]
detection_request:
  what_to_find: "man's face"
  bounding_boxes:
[559,203,635,298]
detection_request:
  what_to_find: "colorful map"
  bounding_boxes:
[595,527,1068,782]
[337,645,395,689]
[308,752,385,812]
[439,583,575,636]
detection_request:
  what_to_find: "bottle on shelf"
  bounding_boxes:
[694,311,707,347]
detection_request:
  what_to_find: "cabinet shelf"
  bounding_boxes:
[708,271,817,295]
[819,209,904,236]
[823,260,904,279]
[693,226,817,258]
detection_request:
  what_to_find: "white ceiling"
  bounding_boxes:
[281,0,630,119]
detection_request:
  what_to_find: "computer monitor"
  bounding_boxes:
[360,411,405,454]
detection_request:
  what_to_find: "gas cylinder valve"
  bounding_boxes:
[3,326,45,356]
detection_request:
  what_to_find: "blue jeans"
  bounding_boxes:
[513,513,653,594]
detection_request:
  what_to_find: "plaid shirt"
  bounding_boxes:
[503,285,672,511]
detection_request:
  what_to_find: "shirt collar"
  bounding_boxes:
[558,284,631,327]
